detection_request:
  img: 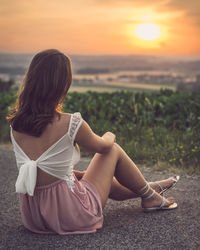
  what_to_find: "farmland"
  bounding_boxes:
[70,81,176,93]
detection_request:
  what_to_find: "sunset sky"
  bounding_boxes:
[0,0,199,55]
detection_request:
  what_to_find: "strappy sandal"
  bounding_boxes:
[140,183,178,212]
[155,176,180,196]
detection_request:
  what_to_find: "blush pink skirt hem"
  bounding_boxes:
[19,177,103,235]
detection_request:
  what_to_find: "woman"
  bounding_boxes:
[7,49,178,235]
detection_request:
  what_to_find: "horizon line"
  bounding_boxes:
[0,51,200,58]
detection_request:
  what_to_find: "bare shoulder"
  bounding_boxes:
[51,112,71,134]
[13,112,72,143]
[58,112,71,124]
[12,112,73,159]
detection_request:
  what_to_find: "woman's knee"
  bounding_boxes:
[113,142,120,149]
[106,142,120,158]
[100,142,120,158]
[113,142,123,155]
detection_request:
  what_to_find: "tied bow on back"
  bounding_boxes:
[15,160,37,196]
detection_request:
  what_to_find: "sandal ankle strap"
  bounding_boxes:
[140,183,148,192]
[143,190,156,200]
[140,183,150,197]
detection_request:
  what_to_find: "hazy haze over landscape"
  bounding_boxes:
[0,53,199,76]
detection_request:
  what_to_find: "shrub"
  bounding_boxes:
[1,89,200,172]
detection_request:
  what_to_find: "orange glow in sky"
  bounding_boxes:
[0,0,199,55]
[135,23,161,41]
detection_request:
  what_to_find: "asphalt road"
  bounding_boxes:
[0,148,200,250]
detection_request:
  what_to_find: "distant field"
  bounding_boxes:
[70,85,121,93]
[104,81,176,91]
[70,82,176,92]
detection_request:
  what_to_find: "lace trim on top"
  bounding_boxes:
[68,112,82,143]
[65,171,75,191]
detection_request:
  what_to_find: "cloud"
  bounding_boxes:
[157,0,200,26]
[93,0,200,23]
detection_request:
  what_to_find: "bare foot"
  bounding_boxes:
[141,191,175,209]
[149,176,178,194]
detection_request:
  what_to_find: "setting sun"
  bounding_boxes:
[135,23,161,41]
[0,1,199,54]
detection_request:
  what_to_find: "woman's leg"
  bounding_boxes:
[82,143,175,208]
[109,178,177,201]
[73,170,136,200]
[74,170,176,201]
[109,177,136,200]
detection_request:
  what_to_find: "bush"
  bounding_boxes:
[0,78,15,92]
[1,89,200,172]
[63,91,200,171]
[0,91,16,141]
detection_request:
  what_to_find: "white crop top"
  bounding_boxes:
[10,112,83,196]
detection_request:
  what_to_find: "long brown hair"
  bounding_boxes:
[7,49,72,137]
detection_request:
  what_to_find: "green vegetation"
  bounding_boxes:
[0,78,15,92]
[1,85,200,173]
[63,90,200,173]
[0,91,16,141]
[76,68,110,74]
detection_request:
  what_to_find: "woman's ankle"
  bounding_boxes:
[141,192,162,208]
[139,183,155,199]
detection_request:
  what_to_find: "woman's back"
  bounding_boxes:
[12,113,71,186]
[8,50,105,235]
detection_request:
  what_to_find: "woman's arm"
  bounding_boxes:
[75,120,116,154]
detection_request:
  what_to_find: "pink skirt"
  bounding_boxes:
[19,176,103,235]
